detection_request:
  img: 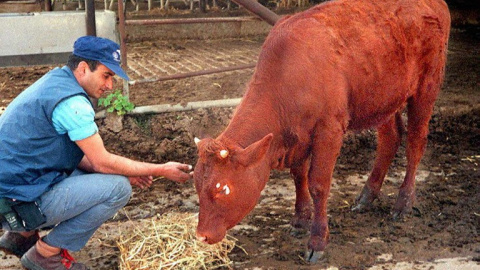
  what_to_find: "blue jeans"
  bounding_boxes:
[36,169,132,251]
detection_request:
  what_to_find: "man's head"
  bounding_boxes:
[69,36,129,99]
[72,36,129,81]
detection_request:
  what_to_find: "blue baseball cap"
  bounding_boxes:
[73,36,129,81]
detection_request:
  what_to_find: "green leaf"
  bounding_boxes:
[97,89,135,115]
[125,103,134,111]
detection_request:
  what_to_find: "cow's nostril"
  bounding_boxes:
[196,233,207,243]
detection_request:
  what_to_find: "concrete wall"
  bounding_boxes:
[0,10,118,67]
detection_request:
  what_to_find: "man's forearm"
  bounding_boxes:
[77,156,96,172]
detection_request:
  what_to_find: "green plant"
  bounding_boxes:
[98,90,135,116]
[133,115,152,135]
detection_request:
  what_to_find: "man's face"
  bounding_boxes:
[81,63,115,99]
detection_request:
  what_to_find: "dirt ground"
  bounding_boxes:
[1,8,479,270]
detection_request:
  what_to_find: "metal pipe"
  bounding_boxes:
[231,0,280,26]
[125,16,260,25]
[95,98,242,119]
[118,0,130,99]
[128,63,256,85]
[85,0,96,36]
[118,0,127,67]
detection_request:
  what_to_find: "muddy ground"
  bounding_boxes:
[1,8,479,270]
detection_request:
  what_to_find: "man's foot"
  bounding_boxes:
[0,231,39,257]
[21,246,89,270]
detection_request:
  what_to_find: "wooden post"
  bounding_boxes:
[85,0,96,36]
[45,0,53,11]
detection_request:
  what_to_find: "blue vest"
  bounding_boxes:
[0,66,91,201]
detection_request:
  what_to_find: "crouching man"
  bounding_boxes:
[0,36,193,270]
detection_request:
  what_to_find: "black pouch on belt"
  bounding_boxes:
[0,198,46,231]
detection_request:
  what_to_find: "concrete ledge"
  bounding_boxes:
[0,52,70,67]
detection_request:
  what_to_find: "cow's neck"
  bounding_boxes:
[219,89,295,171]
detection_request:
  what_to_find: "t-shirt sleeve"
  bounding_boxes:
[52,95,98,141]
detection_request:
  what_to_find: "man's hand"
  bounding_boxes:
[160,162,193,183]
[129,176,153,189]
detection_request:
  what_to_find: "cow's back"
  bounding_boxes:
[249,0,450,131]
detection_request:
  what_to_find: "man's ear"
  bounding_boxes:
[73,61,90,81]
[78,61,90,73]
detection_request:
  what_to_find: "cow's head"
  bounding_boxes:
[193,133,274,244]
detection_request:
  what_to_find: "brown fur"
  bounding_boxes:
[194,0,450,259]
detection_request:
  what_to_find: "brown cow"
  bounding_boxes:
[193,0,450,262]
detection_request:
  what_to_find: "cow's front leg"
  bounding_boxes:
[305,123,344,263]
[290,159,312,229]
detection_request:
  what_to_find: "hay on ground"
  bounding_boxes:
[117,212,238,270]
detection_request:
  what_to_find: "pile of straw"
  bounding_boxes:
[117,212,237,270]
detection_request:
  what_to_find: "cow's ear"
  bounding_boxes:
[237,133,273,166]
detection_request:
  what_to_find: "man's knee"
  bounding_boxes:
[110,176,132,207]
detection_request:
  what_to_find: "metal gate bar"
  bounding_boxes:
[117,0,279,101]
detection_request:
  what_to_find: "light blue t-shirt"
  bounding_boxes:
[52,95,98,141]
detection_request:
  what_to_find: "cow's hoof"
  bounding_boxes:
[352,186,378,212]
[304,249,324,263]
[392,205,414,221]
[392,208,407,221]
[392,189,415,221]
[351,202,366,212]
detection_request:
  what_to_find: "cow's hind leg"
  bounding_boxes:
[353,112,404,212]
[393,94,437,220]
[290,159,312,229]
[305,121,344,262]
